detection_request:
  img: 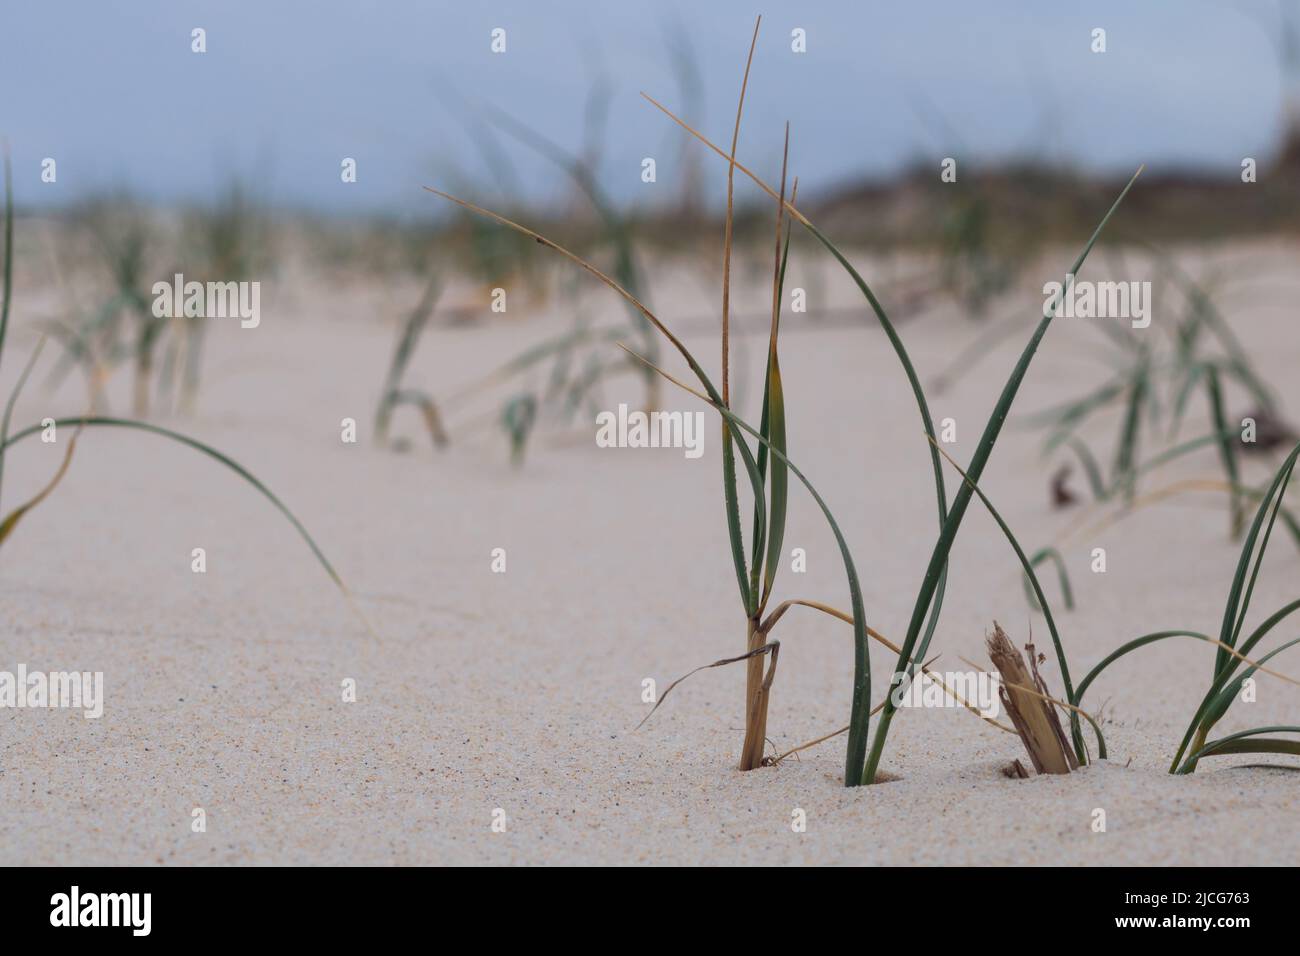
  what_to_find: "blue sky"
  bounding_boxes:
[1,1,1293,215]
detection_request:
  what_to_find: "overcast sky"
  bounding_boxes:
[2,1,1294,215]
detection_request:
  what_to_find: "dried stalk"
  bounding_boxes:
[985,622,1078,775]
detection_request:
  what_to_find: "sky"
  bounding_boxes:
[1,1,1294,216]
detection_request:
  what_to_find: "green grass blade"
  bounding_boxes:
[0,337,45,511]
[1223,447,1297,659]
[799,216,955,781]
[861,166,1143,785]
[934,443,1091,758]
[635,96,955,781]
[623,347,870,786]
[1178,726,1300,770]
[0,148,14,498]
[0,418,79,548]
[1132,430,1227,480]
[758,352,787,611]
[1111,350,1149,502]
[1204,365,1242,536]
[423,187,768,618]
[1073,630,1212,706]
[480,102,660,382]
[1170,441,1300,770]
[1237,597,1300,660]
[722,408,754,615]
[1201,635,1300,730]
[1167,360,1206,441]
[1023,546,1075,612]
[376,272,441,440]
[0,146,11,363]
[757,171,794,613]
[1024,378,1125,432]
[1064,436,1109,501]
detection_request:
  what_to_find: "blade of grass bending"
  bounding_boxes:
[1150,245,1276,412]
[1235,597,1300,664]
[1023,379,1125,432]
[1179,726,1300,769]
[1062,478,1238,545]
[422,186,768,615]
[0,146,12,362]
[620,345,870,786]
[635,641,777,731]
[1168,360,1206,441]
[1,417,345,591]
[443,325,625,411]
[1220,444,1299,670]
[1072,628,1300,751]
[0,420,81,547]
[385,388,449,449]
[638,93,953,534]
[0,337,46,511]
[1132,430,1229,480]
[1200,636,1300,733]
[931,441,1093,758]
[376,272,441,440]
[1064,436,1109,501]
[475,95,660,410]
[861,167,1144,785]
[638,94,955,782]
[1023,547,1075,612]
[1073,630,1212,706]
[0,148,14,499]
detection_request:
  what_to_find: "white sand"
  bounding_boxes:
[1,239,1298,865]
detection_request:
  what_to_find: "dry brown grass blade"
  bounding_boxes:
[1205,636,1300,689]
[424,190,701,369]
[635,640,778,732]
[739,630,779,769]
[958,653,1103,740]
[0,421,83,547]
[760,597,1015,734]
[768,656,945,766]
[641,92,813,228]
[722,14,761,405]
[1055,477,1234,547]
[768,721,855,766]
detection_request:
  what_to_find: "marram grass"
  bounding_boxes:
[0,152,357,629]
[424,18,1153,785]
[1073,440,1300,772]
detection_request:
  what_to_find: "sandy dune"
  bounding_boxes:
[2,239,1297,865]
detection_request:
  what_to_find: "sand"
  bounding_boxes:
[1,237,1297,865]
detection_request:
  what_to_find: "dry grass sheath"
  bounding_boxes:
[985,623,1078,775]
